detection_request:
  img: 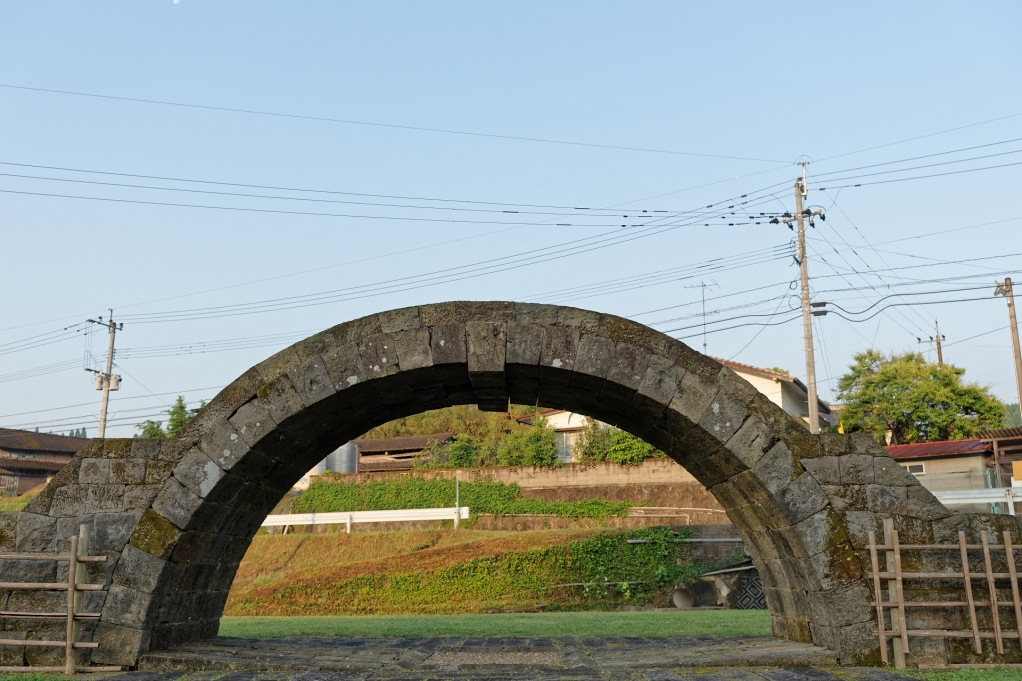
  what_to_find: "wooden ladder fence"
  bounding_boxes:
[869,518,1022,670]
[0,524,122,675]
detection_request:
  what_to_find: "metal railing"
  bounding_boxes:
[931,487,1020,514]
[262,506,471,533]
[0,524,121,675]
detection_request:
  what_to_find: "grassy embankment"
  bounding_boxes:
[226,526,703,616]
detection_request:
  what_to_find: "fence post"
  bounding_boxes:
[454,478,460,530]
[346,514,352,534]
[883,519,906,668]
[64,533,78,676]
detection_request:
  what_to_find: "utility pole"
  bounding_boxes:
[995,278,1022,408]
[917,321,947,366]
[85,310,123,438]
[686,281,717,355]
[772,164,825,434]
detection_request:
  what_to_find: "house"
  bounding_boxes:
[885,439,995,491]
[516,410,588,463]
[517,358,834,463]
[712,359,833,431]
[977,427,1022,487]
[300,432,456,487]
[0,428,85,496]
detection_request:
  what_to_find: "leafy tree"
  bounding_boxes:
[1007,403,1021,429]
[415,435,481,469]
[360,404,534,447]
[135,420,167,439]
[836,350,1006,444]
[495,417,560,466]
[574,418,665,465]
[135,396,205,439]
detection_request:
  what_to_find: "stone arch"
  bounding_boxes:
[6,301,990,667]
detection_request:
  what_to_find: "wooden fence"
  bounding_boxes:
[0,524,121,675]
[868,518,1022,669]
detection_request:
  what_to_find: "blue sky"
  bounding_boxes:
[2,2,1021,436]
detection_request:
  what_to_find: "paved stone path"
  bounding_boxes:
[116,637,916,681]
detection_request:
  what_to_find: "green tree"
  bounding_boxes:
[135,396,205,439]
[836,350,1006,444]
[135,420,167,439]
[1007,403,1021,428]
[574,418,665,465]
[495,417,559,466]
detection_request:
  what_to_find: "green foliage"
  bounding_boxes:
[495,417,559,466]
[361,404,534,445]
[765,366,790,375]
[135,395,206,439]
[836,350,1006,444]
[417,418,561,469]
[263,527,701,614]
[135,419,167,439]
[292,478,631,520]
[574,418,666,465]
[1007,403,1021,428]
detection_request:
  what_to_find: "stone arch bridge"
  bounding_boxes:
[2,302,1016,667]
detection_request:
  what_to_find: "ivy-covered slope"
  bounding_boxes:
[226,527,702,616]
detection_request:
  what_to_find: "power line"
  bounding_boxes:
[0,82,786,163]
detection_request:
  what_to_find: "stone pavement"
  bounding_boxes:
[113,636,915,680]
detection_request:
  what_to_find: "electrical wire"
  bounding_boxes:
[0,82,786,163]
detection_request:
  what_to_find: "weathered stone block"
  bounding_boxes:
[152,478,202,530]
[256,372,306,429]
[838,454,874,485]
[392,328,433,372]
[91,622,151,666]
[50,484,88,518]
[514,302,559,326]
[725,416,774,469]
[158,438,193,463]
[197,420,251,472]
[698,393,749,446]
[129,509,182,560]
[109,458,146,485]
[92,512,141,553]
[539,326,578,372]
[821,484,868,512]
[130,438,162,460]
[808,581,873,628]
[102,439,133,458]
[466,322,506,377]
[113,544,167,594]
[875,456,919,486]
[87,485,127,513]
[378,305,420,333]
[79,458,111,485]
[800,456,841,485]
[172,447,225,499]
[866,484,908,514]
[228,399,276,447]
[123,485,164,512]
[359,333,401,377]
[287,354,336,407]
[16,513,56,552]
[905,484,953,520]
[774,472,829,525]
[144,459,177,485]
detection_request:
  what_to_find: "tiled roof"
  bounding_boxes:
[0,457,67,473]
[355,433,454,454]
[713,358,795,383]
[0,428,87,454]
[886,439,991,460]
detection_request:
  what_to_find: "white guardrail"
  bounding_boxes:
[261,506,470,532]
[932,488,1020,515]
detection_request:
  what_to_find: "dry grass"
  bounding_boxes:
[226,528,603,616]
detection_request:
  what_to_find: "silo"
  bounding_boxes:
[324,441,358,474]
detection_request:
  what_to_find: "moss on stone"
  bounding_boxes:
[129,509,182,559]
[103,438,133,458]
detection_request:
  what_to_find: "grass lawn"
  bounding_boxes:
[220,609,772,639]
[906,672,1022,681]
